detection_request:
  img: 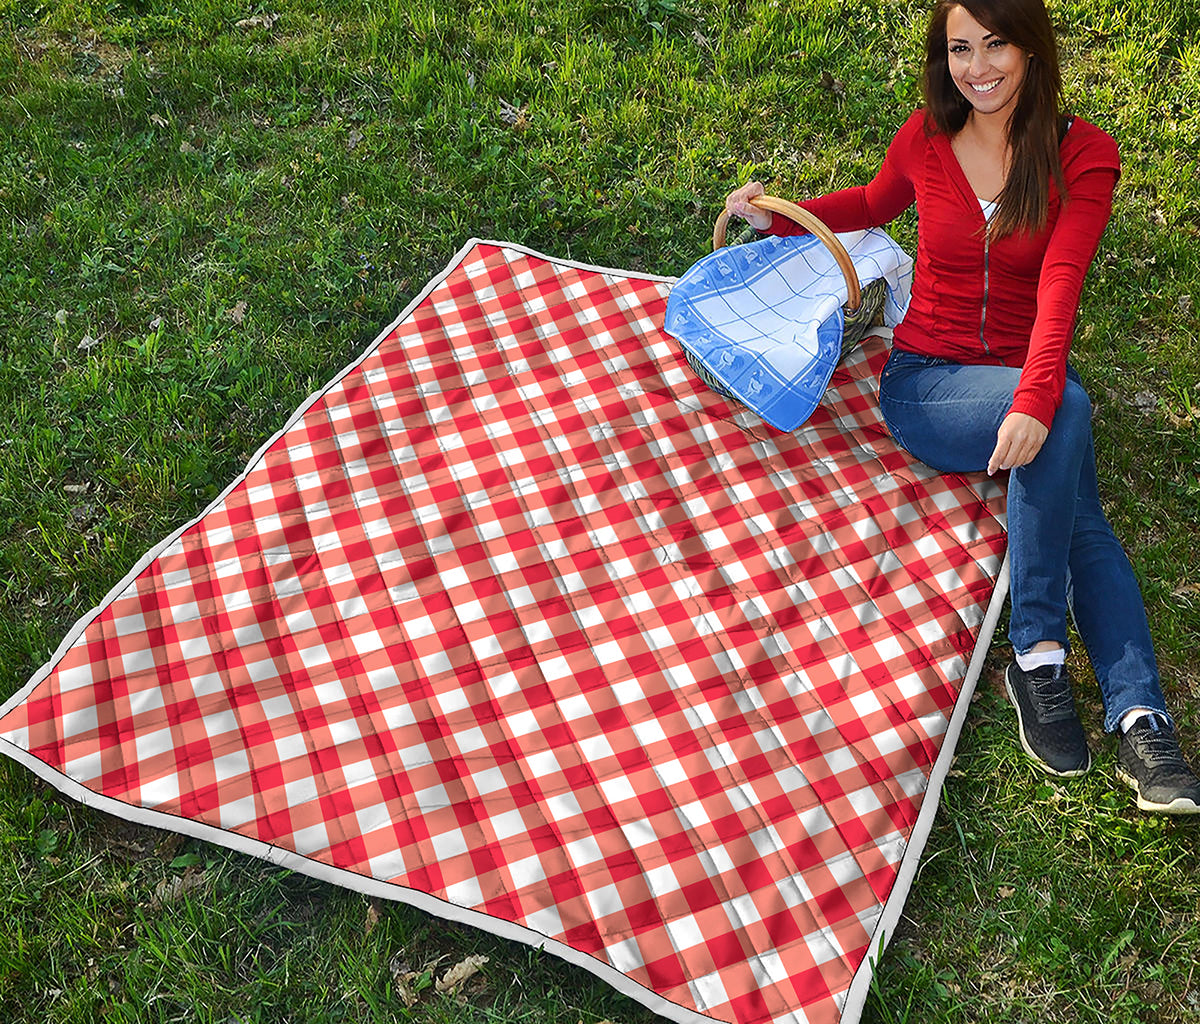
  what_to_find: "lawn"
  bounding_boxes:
[1,0,1199,1021]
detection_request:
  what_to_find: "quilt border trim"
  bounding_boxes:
[840,557,1008,1020]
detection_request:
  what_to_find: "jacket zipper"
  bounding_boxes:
[979,227,991,356]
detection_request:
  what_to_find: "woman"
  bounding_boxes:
[725,0,1199,813]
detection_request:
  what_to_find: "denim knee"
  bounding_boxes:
[1039,380,1092,458]
[1058,379,1092,425]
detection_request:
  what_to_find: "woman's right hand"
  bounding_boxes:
[725,181,773,232]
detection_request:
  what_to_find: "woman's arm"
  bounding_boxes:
[1007,164,1119,427]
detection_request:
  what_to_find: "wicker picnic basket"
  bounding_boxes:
[681,195,888,400]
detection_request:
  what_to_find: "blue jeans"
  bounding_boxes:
[878,348,1168,732]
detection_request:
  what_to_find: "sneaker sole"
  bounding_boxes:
[1004,668,1092,778]
[1115,765,1200,815]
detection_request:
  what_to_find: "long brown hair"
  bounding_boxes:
[923,0,1068,238]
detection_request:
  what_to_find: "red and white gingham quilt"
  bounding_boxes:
[0,240,1008,1024]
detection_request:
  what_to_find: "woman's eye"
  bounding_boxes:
[988,39,1008,48]
[949,44,968,54]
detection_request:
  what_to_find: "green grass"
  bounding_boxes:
[2,0,1199,1021]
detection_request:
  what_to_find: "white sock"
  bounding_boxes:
[1120,710,1166,733]
[1016,648,1066,672]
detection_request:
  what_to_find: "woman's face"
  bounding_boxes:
[945,5,1030,120]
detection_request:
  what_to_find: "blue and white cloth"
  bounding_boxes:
[664,228,914,431]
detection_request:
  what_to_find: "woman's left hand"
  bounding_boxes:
[987,412,1049,475]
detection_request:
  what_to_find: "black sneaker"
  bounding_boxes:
[1004,662,1092,777]
[1116,716,1200,815]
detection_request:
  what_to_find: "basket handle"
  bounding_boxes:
[713,195,861,312]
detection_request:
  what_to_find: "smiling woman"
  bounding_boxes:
[924,0,1065,238]
[725,0,1200,816]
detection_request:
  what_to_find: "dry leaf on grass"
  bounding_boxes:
[498,98,527,127]
[388,953,428,1008]
[818,71,845,95]
[107,838,151,862]
[436,954,489,994]
[227,301,248,324]
[1131,390,1157,412]
[236,12,279,30]
[151,868,208,908]
[392,976,420,1008]
[78,333,100,351]
[364,898,382,935]
[1165,406,1200,428]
